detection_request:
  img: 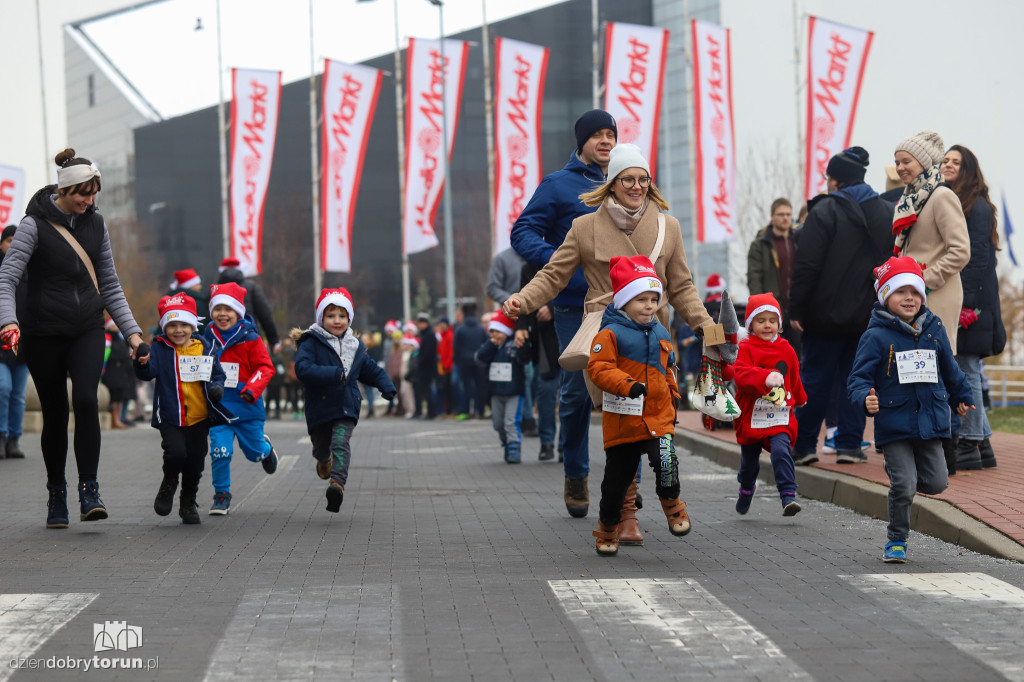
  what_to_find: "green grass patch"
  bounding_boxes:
[988,406,1024,435]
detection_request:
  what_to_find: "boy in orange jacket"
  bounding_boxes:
[732,293,807,516]
[587,255,690,557]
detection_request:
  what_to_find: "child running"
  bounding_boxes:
[732,293,807,516]
[474,308,530,464]
[848,256,973,563]
[587,255,690,557]
[134,294,234,524]
[292,288,395,513]
[204,282,278,515]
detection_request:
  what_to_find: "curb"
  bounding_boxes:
[674,427,1024,564]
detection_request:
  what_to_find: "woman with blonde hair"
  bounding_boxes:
[504,143,712,546]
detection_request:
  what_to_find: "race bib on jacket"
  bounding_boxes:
[489,362,512,382]
[750,399,789,429]
[178,355,213,383]
[895,349,937,384]
[222,362,240,388]
[602,392,643,416]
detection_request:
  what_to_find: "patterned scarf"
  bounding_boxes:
[892,164,943,256]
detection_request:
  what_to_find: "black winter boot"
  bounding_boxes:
[154,475,178,516]
[46,481,69,529]
[979,438,997,468]
[5,435,25,459]
[941,437,957,476]
[179,473,201,525]
[954,437,982,471]
[78,481,108,521]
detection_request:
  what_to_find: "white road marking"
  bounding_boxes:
[549,578,811,680]
[844,572,1024,681]
[0,593,98,681]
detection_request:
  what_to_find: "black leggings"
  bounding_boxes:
[600,437,681,526]
[24,329,106,485]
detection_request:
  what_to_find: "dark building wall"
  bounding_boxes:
[135,0,651,329]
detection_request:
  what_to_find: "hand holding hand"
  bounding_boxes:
[865,388,879,414]
[514,329,529,348]
[765,371,784,388]
[627,382,648,399]
[207,384,224,401]
[503,295,522,319]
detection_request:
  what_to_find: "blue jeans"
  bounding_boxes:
[521,362,535,422]
[455,360,487,416]
[534,367,559,446]
[795,330,865,453]
[739,433,797,499]
[0,362,29,438]
[210,419,273,493]
[883,438,947,541]
[955,354,992,440]
[553,305,592,479]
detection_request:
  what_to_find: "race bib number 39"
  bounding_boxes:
[222,362,240,388]
[602,392,643,416]
[178,355,213,382]
[489,362,512,382]
[750,399,790,429]
[895,349,937,384]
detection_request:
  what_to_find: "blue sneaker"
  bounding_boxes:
[736,486,755,515]
[822,436,837,454]
[209,491,231,515]
[884,540,907,563]
[261,435,279,474]
[782,495,802,516]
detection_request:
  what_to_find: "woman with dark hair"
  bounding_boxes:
[0,148,149,528]
[941,144,1005,470]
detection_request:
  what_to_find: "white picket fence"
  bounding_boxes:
[985,364,1024,407]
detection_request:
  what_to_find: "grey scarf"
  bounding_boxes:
[605,196,648,234]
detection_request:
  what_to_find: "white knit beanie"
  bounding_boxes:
[895,130,945,169]
[606,143,650,184]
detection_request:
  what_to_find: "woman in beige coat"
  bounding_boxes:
[892,131,970,349]
[504,144,713,546]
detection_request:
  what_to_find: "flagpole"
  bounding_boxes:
[216,0,230,258]
[432,0,458,323]
[309,0,322,296]
[393,0,411,323]
[592,0,600,108]
[481,0,496,256]
[793,1,803,188]
[684,2,700,290]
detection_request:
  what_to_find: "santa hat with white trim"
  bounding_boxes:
[218,257,241,273]
[384,319,400,334]
[705,273,726,294]
[158,293,200,332]
[315,287,354,326]
[488,309,515,336]
[744,293,782,329]
[610,254,663,311]
[209,282,247,318]
[873,256,927,305]
[169,268,201,291]
[403,320,418,334]
[400,333,419,349]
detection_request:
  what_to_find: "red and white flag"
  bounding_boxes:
[0,163,26,226]
[804,16,873,200]
[492,37,549,256]
[229,67,282,275]
[403,37,469,256]
[603,22,669,170]
[691,20,736,243]
[321,60,382,273]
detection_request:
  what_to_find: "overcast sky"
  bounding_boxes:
[3,0,1023,280]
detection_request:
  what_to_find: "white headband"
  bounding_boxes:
[57,163,101,190]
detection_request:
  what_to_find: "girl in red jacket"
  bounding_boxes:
[733,293,806,516]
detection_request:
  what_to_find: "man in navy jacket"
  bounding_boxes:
[509,109,615,518]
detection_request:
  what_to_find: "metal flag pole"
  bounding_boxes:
[394,0,411,322]
[481,0,496,255]
[683,0,700,288]
[216,0,230,258]
[309,0,322,296]
[793,0,804,187]
[592,0,600,109]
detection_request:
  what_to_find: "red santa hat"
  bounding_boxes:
[610,254,663,311]
[209,282,247,318]
[218,257,241,273]
[158,293,199,331]
[488,309,515,337]
[401,333,420,349]
[744,293,782,329]
[384,319,400,334]
[170,268,201,290]
[315,287,354,326]
[705,272,726,294]
[403,320,418,334]
[873,256,927,305]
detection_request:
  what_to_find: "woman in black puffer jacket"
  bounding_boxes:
[940,144,1006,471]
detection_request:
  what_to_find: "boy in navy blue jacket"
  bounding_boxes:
[135,294,234,524]
[474,309,531,464]
[848,257,973,563]
[293,288,396,513]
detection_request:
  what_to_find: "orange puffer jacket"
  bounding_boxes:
[588,307,679,449]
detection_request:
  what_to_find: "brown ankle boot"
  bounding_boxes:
[660,497,691,536]
[564,476,589,518]
[593,520,618,556]
[617,478,644,546]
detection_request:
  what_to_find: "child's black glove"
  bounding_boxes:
[240,389,256,404]
[627,382,648,399]
[381,390,397,401]
[135,341,150,359]
[207,384,224,401]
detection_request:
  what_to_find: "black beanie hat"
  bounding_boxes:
[826,146,869,185]
[1,225,16,242]
[574,109,617,152]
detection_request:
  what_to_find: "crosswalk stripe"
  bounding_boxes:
[0,593,98,682]
[549,578,812,680]
[843,572,1024,681]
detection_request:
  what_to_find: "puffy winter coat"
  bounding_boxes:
[588,306,679,449]
[732,335,806,448]
[292,326,395,432]
[204,316,275,420]
[474,337,530,397]
[134,334,235,428]
[957,199,1006,358]
[848,304,972,446]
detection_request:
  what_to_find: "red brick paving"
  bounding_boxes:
[676,410,1024,546]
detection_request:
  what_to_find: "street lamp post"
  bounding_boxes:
[429,0,457,323]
